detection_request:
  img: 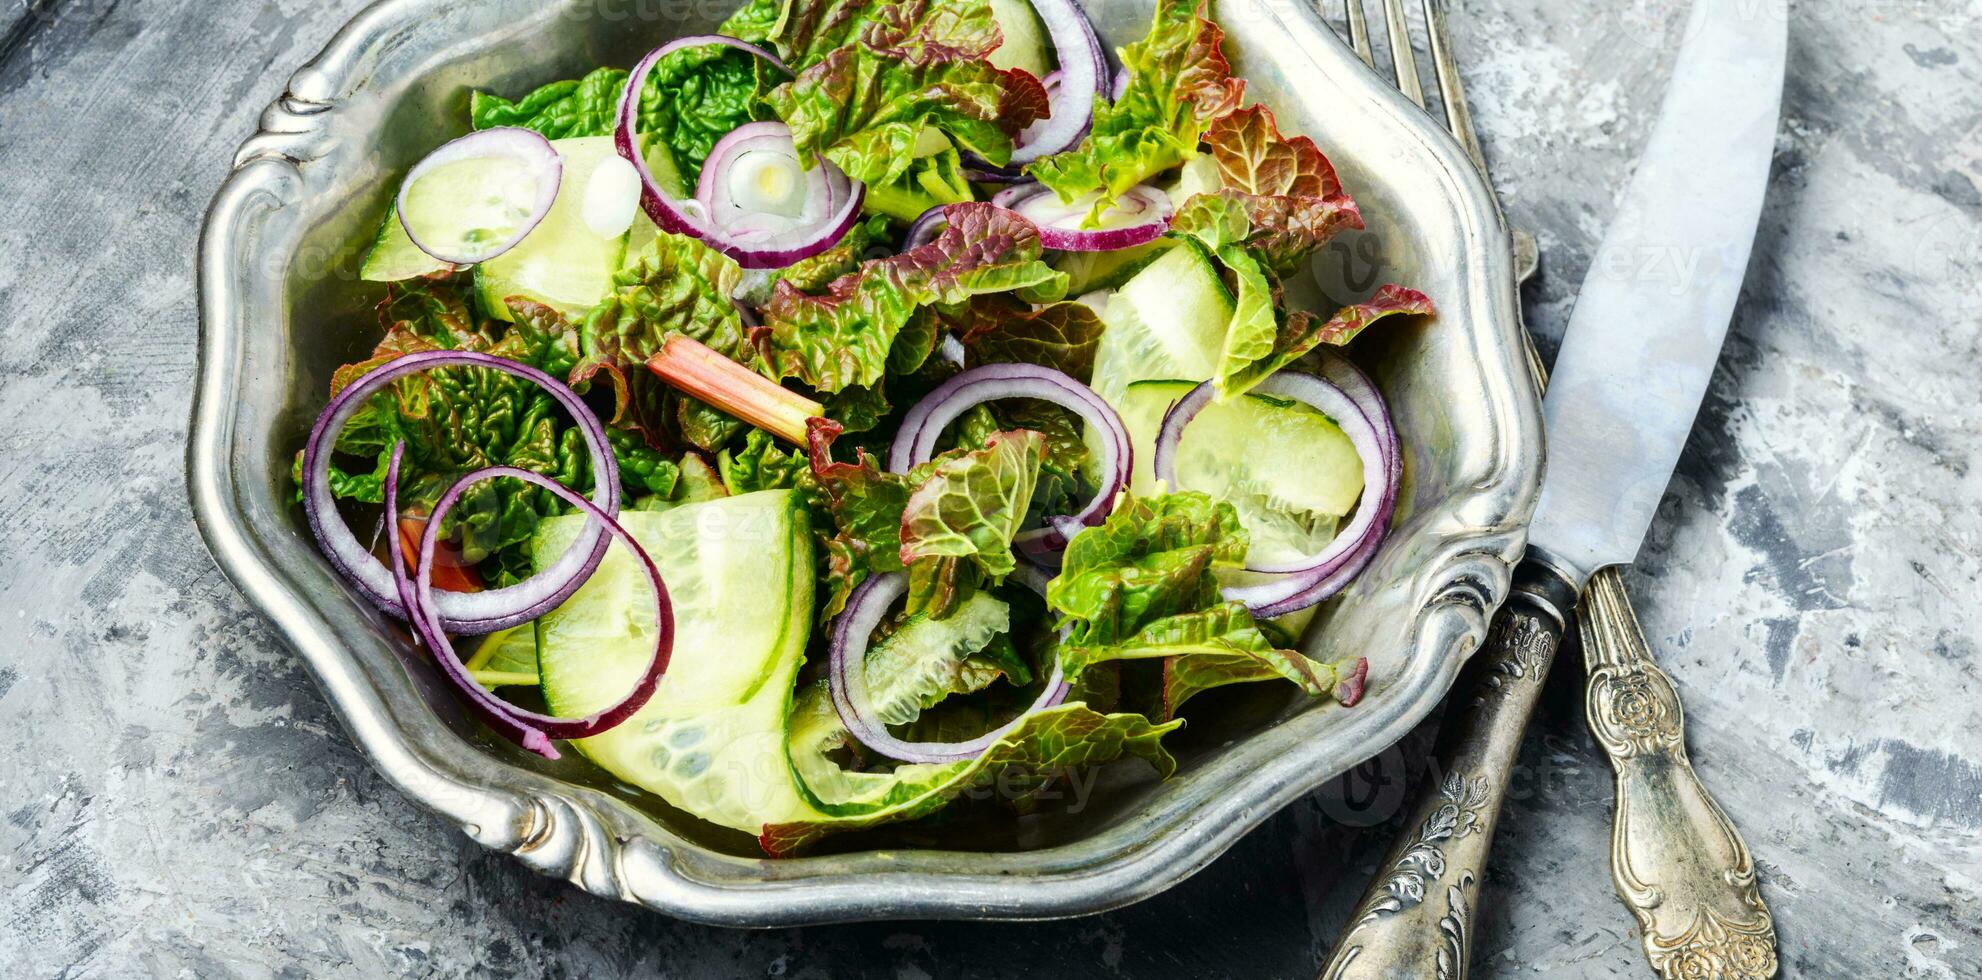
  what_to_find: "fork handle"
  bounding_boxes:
[1580,569,1779,979]
[1319,566,1575,980]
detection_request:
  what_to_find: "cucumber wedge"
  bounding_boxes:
[1088,241,1234,404]
[534,491,818,833]
[988,0,1053,78]
[358,205,451,282]
[1112,379,1362,565]
[475,136,632,322]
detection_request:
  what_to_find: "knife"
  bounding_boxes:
[1321,2,1787,977]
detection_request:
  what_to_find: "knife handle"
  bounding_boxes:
[1580,568,1779,980]
[1319,567,1576,980]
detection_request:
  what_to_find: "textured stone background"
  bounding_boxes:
[2,0,1978,977]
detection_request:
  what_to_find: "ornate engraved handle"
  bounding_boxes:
[1580,568,1779,980]
[1320,571,1572,980]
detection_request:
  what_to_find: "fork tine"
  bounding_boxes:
[1379,0,1425,106]
[1344,0,1375,67]
[1421,0,1484,172]
[1413,0,1547,378]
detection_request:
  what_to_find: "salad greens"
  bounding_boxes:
[306,0,1433,855]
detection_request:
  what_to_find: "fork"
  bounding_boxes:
[1315,2,1779,978]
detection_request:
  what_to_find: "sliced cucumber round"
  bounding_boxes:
[1111,379,1363,565]
[475,136,633,322]
[534,491,819,833]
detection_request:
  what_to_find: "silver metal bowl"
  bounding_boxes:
[188,0,1542,925]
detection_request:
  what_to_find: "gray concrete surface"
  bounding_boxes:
[2,0,1978,977]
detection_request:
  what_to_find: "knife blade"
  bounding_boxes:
[1527,0,1787,589]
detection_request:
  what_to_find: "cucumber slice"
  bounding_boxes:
[534,491,819,833]
[399,152,549,260]
[1112,379,1362,565]
[359,206,452,282]
[475,136,632,322]
[988,0,1053,78]
[1088,241,1234,405]
[1054,239,1175,296]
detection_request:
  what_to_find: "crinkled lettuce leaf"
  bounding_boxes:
[1222,283,1437,396]
[1047,492,1247,647]
[301,279,595,579]
[1045,492,1358,717]
[753,203,1066,394]
[900,428,1044,580]
[1027,0,1244,219]
[471,67,627,139]
[637,42,779,187]
[1168,192,1431,398]
[753,0,1049,185]
[570,232,750,450]
[951,295,1107,380]
[1203,104,1344,200]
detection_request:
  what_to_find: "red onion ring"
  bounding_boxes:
[1009,0,1107,164]
[1152,369,1399,616]
[301,351,620,635]
[396,128,563,265]
[385,448,673,759]
[615,37,864,269]
[888,364,1131,550]
[903,205,949,251]
[989,181,1043,209]
[1010,183,1172,251]
[696,121,837,237]
[828,571,1069,763]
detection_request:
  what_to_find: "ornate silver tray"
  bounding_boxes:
[188,0,1542,925]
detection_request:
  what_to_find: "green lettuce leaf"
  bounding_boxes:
[1046,492,1366,719]
[1047,492,1249,647]
[774,214,890,294]
[1221,283,1437,396]
[570,232,749,449]
[952,295,1107,380]
[861,140,976,222]
[900,429,1044,580]
[765,702,1180,855]
[637,42,779,187]
[719,427,813,495]
[1168,193,1431,397]
[753,202,1065,394]
[1027,0,1244,218]
[471,67,628,139]
[756,0,1049,185]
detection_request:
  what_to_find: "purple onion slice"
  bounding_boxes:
[828,571,1069,763]
[300,351,620,635]
[386,449,672,759]
[1009,0,1108,164]
[889,364,1131,550]
[614,37,863,269]
[1011,183,1173,252]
